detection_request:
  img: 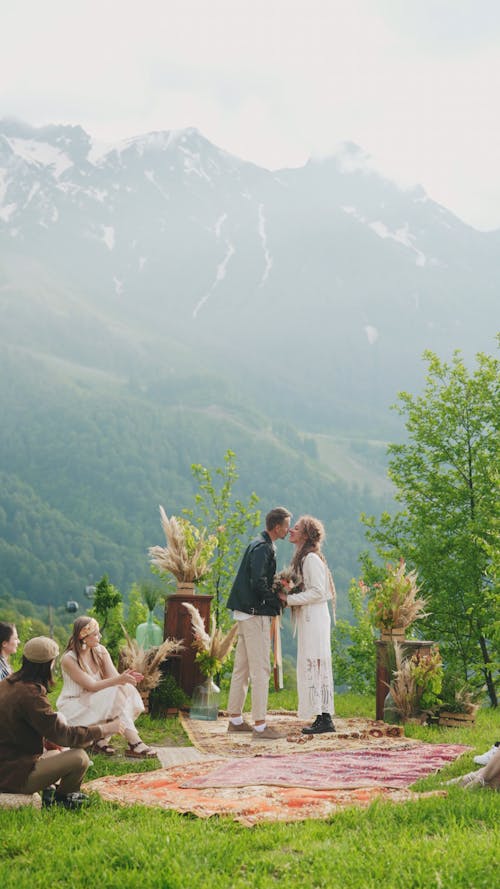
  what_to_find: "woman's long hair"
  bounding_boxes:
[8,658,54,692]
[65,616,105,673]
[291,515,336,618]
[291,515,327,575]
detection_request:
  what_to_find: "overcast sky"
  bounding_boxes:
[2,0,500,230]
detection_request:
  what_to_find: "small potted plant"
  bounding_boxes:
[149,506,218,594]
[437,675,481,727]
[362,558,428,641]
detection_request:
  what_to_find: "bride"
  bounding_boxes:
[57,616,156,758]
[283,515,336,734]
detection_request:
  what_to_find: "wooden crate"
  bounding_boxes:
[438,707,478,727]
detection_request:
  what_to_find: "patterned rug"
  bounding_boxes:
[180,745,470,790]
[84,712,469,824]
[179,711,419,758]
[85,760,449,826]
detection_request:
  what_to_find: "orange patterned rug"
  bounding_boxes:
[85,713,468,824]
[85,759,448,826]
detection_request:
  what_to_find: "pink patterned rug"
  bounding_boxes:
[181,744,470,790]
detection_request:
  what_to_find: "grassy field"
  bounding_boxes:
[1,693,498,889]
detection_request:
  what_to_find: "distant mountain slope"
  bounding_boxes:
[1,119,498,432]
[0,345,390,608]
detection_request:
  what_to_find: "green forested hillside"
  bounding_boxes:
[0,345,392,613]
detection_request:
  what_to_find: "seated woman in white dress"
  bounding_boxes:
[282,515,336,735]
[57,616,156,758]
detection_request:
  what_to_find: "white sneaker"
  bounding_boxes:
[473,743,499,766]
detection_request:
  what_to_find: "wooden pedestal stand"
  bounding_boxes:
[375,638,435,721]
[163,591,213,697]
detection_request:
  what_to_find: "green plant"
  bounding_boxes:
[183,450,260,629]
[438,672,483,714]
[90,574,124,663]
[125,583,148,636]
[140,581,163,613]
[389,643,443,720]
[362,558,428,631]
[149,673,189,715]
[409,646,444,710]
[332,578,376,694]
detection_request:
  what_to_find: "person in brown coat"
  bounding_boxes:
[0,636,123,808]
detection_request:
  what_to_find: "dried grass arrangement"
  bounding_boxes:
[387,643,418,722]
[363,558,429,631]
[149,506,218,584]
[387,642,443,722]
[182,601,239,678]
[120,627,184,693]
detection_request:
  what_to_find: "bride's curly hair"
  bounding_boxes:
[291,515,336,618]
[291,515,326,576]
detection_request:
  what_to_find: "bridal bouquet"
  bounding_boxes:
[272,567,302,599]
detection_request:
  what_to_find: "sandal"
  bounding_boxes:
[125,742,158,759]
[91,742,117,756]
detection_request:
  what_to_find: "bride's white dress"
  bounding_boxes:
[57,649,144,731]
[287,552,335,720]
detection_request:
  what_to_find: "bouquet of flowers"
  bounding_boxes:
[272,567,302,600]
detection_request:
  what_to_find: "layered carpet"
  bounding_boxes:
[85,729,469,824]
[85,760,449,826]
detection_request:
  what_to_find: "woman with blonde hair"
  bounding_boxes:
[281,515,336,734]
[57,616,156,758]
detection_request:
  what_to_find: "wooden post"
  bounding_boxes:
[163,593,213,697]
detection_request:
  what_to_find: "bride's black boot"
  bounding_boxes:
[319,713,336,733]
[302,715,323,734]
[302,714,336,734]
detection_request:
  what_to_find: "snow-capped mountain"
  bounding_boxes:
[1,118,498,430]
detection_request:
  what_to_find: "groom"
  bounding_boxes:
[226,506,291,740]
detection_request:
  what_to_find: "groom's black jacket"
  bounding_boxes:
[226,531,281,616]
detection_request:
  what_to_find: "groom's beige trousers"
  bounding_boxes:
[227,615,272,723]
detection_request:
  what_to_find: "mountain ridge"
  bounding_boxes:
[0,118,497,607]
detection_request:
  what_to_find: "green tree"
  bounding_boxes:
[363,347,499,706]
[91,574,124,663]
[125,583,148,636]
[184,450,260,630]
[332,577,376,694]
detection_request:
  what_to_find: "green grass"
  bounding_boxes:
[1,694,498,889]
